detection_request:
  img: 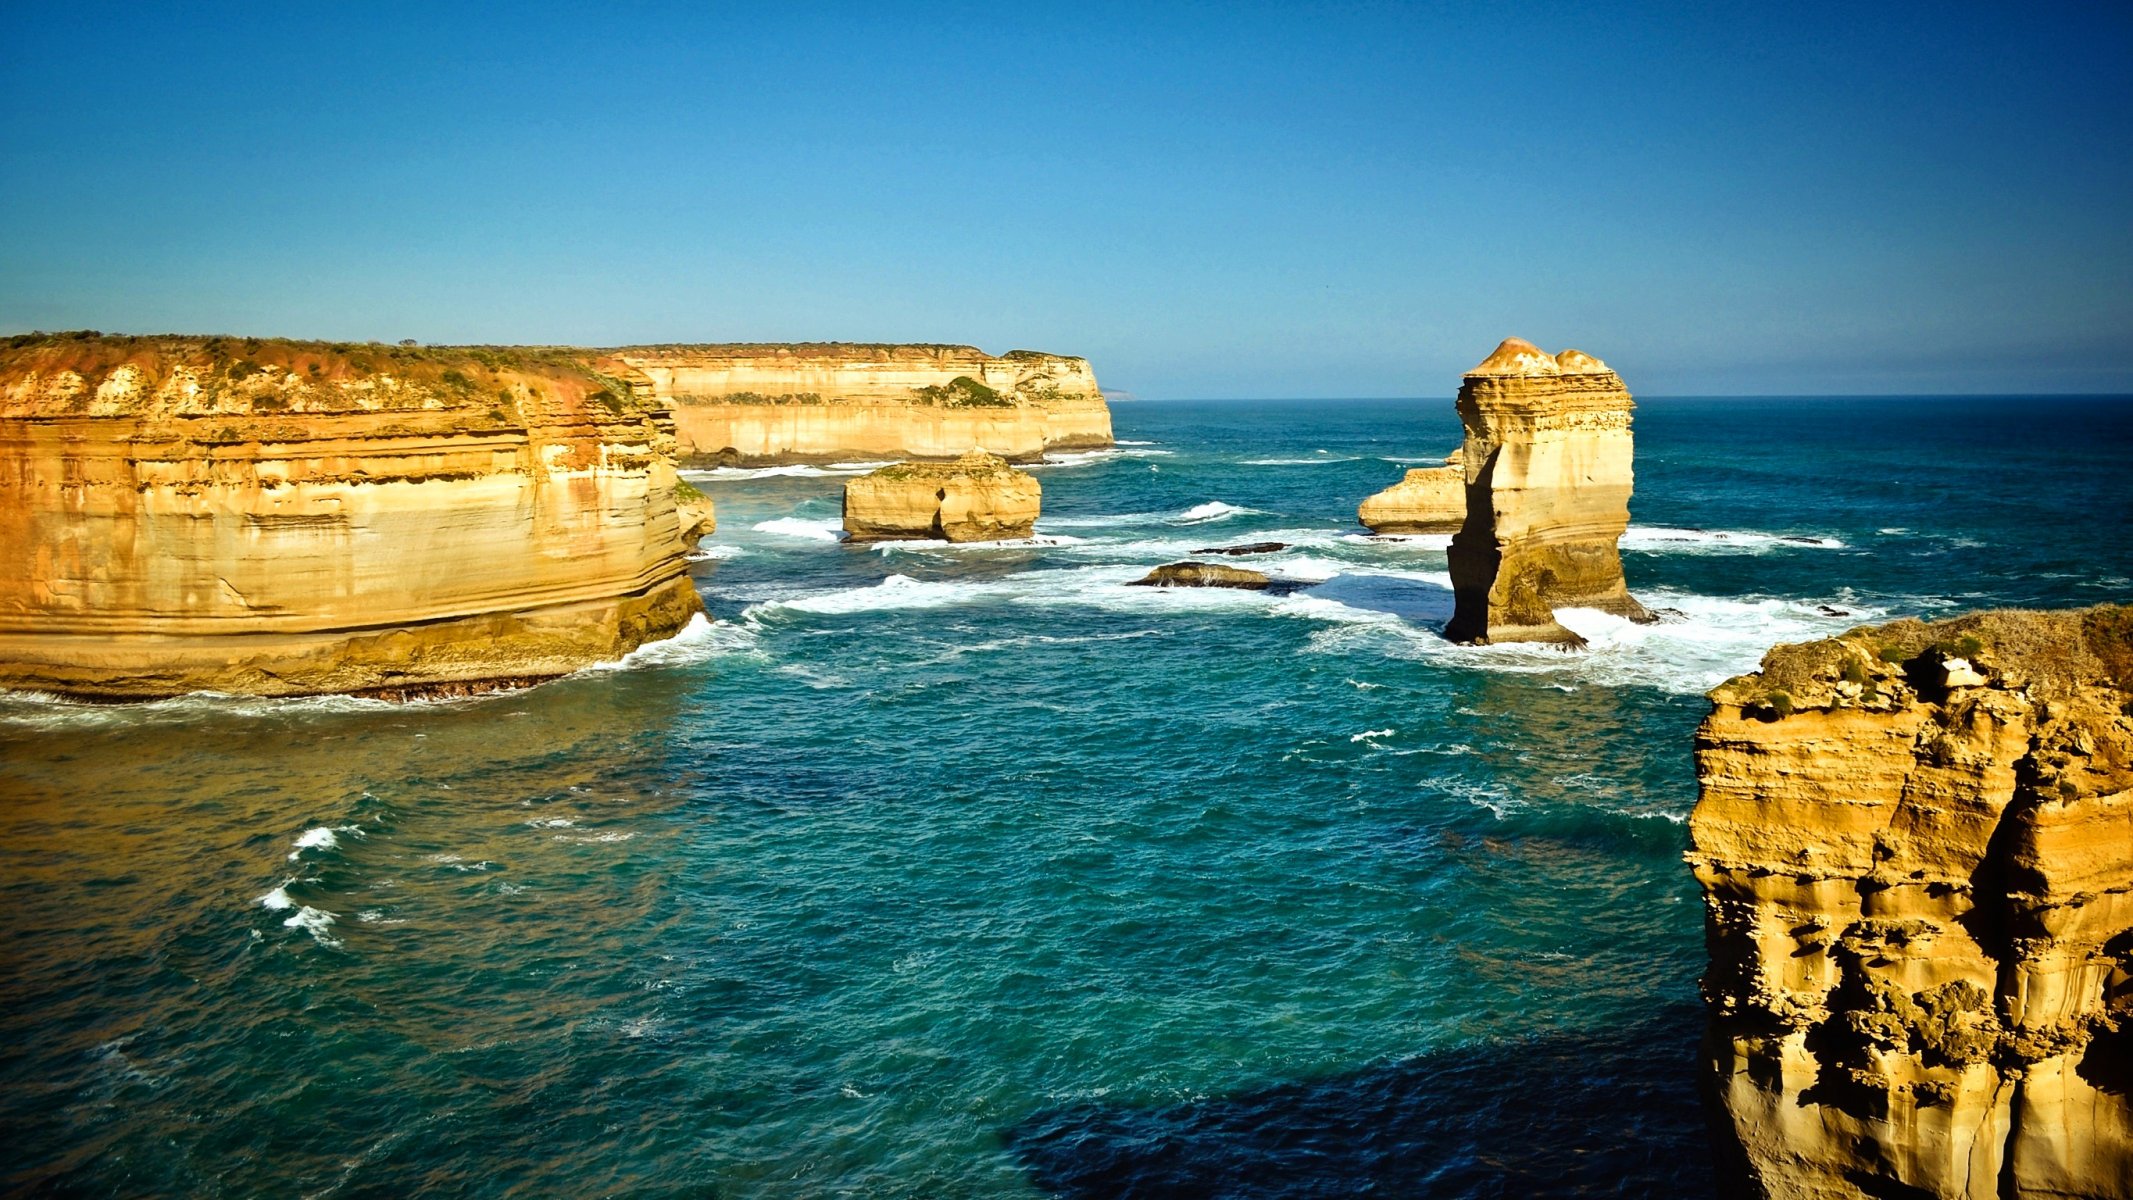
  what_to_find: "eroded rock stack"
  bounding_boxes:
[1690,606,2133,1199]
[841,451,1041,542]
[1443,338,1650,644]
[599,344,1113,465]
[1358,448,1465,534]
[0,334,703,699]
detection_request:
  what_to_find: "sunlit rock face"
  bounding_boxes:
[841,451,1041,542]
[0,334,702,699]
[599,344,1112,465]
[1443,338,1650,645]
[1690,606,2133,1200]
[1358,449,1464,534]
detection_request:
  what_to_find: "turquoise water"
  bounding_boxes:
[3,396,2129,1197]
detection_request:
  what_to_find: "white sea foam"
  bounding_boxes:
[1351,728,1396,742]
[289,826,339,858]
[752,516,846,541]
[1620,526,1847,553]
[259,886,294,911]
[1114,439,1158,446]
[686,544,746,561]
[580,613,758,674]
[1032,448,1174,469]
[870,534,1088,553]
[283,905,341,946]
[1172,501,1263,523]
[749,573,973,617]
[687,461,893,481]
[1242,455,1361,466]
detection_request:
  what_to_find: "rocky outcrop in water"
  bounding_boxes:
[1690,605,2133,1199]
[598,344,1112,465]
[840,451,1041,542]
[0,333,703,700]
[1128,562,1273,590]
[674,481,717,549]
[1358,449,1465,534]
[1443,338,1650,644]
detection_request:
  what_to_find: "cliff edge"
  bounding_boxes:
[0,332,703,699]
[1690,605,2133,1198]
[597,343,1113,465]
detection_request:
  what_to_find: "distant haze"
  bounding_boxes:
[3,2,2128,398]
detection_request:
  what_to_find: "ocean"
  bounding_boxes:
[3,395,2129,1198]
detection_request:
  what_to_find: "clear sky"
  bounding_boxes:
[3,2,2128,397]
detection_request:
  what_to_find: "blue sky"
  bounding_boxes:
[3,2,2128,397]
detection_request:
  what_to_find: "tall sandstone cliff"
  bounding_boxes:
[1444,338,1650,644]
[0,334,703,699]
[1691,606,2133,1199]
[598,344,1113,465]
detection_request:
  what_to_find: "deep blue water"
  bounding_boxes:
[2,396,2128,1197]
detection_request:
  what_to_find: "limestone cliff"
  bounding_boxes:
[841,451,1041,542]
[0,333,703,699]
[1690,606,2133,1199]
[596,344,1113,465]
[1358,449,1464,534]
[1444,339,1650,644]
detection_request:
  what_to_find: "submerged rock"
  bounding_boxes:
[841,451,1041,542]
[0,333,703,700]
[1690,605,2133,1199]
[1191,542,1290,557]
[1358,449,1464,534]
[1128,561,1272,590]
[1443,338,1652,645]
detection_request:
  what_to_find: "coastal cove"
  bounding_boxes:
[2,395,2129,1197]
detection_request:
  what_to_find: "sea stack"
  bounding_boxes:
[598,344,1112,465]
[841,450,1041,542]
[1358,448,1465,534]
[1690,606,2133,1199]
[1443,338,1650,644]
[0,334,703,700]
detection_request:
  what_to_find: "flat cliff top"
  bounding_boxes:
[0,331,640,419]
[600,343,1088,364]
[1713,604,2133,712]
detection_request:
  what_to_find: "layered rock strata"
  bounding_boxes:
[1443,338,1650,644]
[1691,606,2133,1199]
[598,344,1113,464]
[1358,448,1465,534]
[840,451,1041,542]
[0,333,703,699]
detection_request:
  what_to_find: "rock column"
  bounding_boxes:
[1443,338,1650,644]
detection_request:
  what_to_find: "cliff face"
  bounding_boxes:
[598,344,1113,465]
[841,451,1041,542]
[1358,449,1464,534]
[1690,606,2133,1199]
[0,334,703,699]
[1444,339,1650,644]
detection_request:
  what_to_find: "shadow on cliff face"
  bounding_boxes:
[1003,1007,1716,1199]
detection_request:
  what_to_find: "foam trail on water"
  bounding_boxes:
[752,517,845,541]
[1620,526,1848,553]
[582,613,758,673]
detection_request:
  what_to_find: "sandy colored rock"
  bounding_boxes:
[0,334,703,700]
[1358,448,1465,534]
[841,451,1041,542]
[674,482,717,549]
[597,344,1113,464]
[1444,338,1651,644]
[1128,562,1272,590]
[1690,605,2133,1199]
